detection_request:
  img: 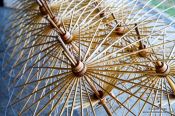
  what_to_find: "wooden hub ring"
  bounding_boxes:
[52,17,61,27]
[72,61,87,77]
[61,31,73,44]
[156,62,170,76]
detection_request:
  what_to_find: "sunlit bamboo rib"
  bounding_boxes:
[83,20,102,62]
[166,76,175,95]
[70,79,80,116]
[164,80,174,114]
[82,77,96,116]
[58,79,78,116]
[36,78,76,115]
[11,45,59,84]
[22,55,59,99]
[167,43,175,64]
[84,76,113,115]
[87,75,136,116]
[10,43,56,86]
[160,79,163,115]
[22,39,58,49]
[71,0,93,31]
[125,77,159,115]
[89,40,175,67]
[13,43,58,68]
[139,78,160,115]
[5,26,47,51]
[12,55,58,102]
[20,74,49,113]
[34,0,79,66]
[108,75,154,106]
[5,0,175,115]
[129,0,166,24]
[88,73,174,115]
[148,78,160,115]
[11,74,73,107]
[18,76,74,114]
[16,72,72,88]
[89,71,167,102]
[113,77,157,113]
[88,28,171,66]
[88,72,172,94]
[86,8,175,64]
[48,52,71,65]
[87,59,168,68]
[76,0,133,32]
[75,0,108,30]
[79,79,84,116]
[33,79,49,115]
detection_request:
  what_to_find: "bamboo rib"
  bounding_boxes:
[4,0,175,115]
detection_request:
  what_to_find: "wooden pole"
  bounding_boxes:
[36,0,77,66]
[85,76,112,116]
[166,76,175,95]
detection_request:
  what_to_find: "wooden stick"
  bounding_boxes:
[85,76,112,116]
[166,76,175,95]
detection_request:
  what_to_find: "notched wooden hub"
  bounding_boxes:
[52,16,61,27]
[61,31,73,44]
[72,61,87,77]
[155,61,170,76]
